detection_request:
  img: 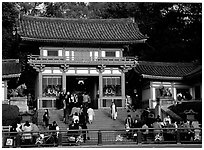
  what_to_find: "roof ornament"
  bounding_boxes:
[60,64,69,72]
[31,64,45,72]
[96,64,106,73]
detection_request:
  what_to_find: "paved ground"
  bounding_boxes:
[61,144,202,148]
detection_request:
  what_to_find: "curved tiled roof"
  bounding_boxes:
[134,61,201,80]
[18,15,147,44]
[2,59,21,79]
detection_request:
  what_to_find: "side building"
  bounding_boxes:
[17,15,147,109]
[2,59,21,103]
[131,61,202,110]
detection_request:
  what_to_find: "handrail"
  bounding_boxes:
[27,55,136,64]
[2,127,201,133]
[3,127,202,148]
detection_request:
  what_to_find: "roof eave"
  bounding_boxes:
[2,73,21,79]
[21,37,147,44]
[142,74,183,80]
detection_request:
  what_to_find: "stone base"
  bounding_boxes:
[9,97,28,112]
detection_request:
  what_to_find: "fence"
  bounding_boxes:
[2,127,202,148]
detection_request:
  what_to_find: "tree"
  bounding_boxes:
[88,2,202,62]
[2,2,19,59]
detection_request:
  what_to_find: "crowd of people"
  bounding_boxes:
[10,119,40,145]
[42,90,95,144]
[124,112,202,142]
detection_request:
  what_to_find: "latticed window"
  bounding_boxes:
[103,77,121,96]
[42,76,62,97]
[105,51,116,57]
[47,50,58,56]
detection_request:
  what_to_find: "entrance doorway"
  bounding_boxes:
[66,76,99,109]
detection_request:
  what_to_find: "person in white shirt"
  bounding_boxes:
[22,121,33,144]
[87,107,95,124]
[163,115,171,125]
[73,112,79,124]
[110,101,117,120]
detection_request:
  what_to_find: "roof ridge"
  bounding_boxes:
[20,15,135,24]
[138,61,195,66]
[2,59,19,63]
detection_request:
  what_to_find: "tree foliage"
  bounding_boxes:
[88,2,202,62]
[2,2,19,59]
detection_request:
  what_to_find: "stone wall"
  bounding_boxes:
[9,97,28,112]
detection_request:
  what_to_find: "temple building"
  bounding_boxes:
[131,61,202,109]
[2,59,21,102]
[17,15,147,109]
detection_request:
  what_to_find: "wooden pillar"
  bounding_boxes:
[60,64,69,92]
[62,72,66,91]
[99,73,103,108]
[4,81,8,101]
[33,64,45,110]
[97,64,105,109]
[38,72,43,98]
[38,72,42,109]
[121,72,126,107]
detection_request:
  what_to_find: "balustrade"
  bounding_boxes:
[27,55,136,66]
[2,127,202,148]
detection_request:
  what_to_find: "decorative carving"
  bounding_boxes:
[31,64,45,72]
[60,64,69,72]
[96,64,106,73]
[119,65,133,73]
[133,56,139,66]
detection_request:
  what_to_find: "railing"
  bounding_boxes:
[2,127,202,148]
[149,99,175,109]
[27,55,137,66]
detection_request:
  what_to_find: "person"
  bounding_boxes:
[49,121,60,145]
[163,120,175,141]
[152,118,163,141]
[79,110,86,126]
[132,119,142,142]
[163,115,171,125]
[78,92,83,106]
[82,104,88,124]
[80,121,88,143]
[70,105,81,117]
[125,115,133,139]
[31,121,39,144]
[43,109,50,128]
[87,106,95,124]
[83,92,90,107]
[110,101,117,120]
[79,112,88,142]
[67,120,81,143]
[62,91,69,122]
[125,115,133,130]
[184,91,192,100]
[27,93,33,109]
[58,90,65,109]
[73,93,78,104]
[156,115,162,122]
[141,122,149,141]
[73,112,80,124]
[16,119,22,133]
[22,121,33,144]
[191,120,201,141]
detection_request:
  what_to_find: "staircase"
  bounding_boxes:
[37,108,139,143]
[87,108,142,130]
[37,108,141,130]
[87,109,123,130]
[85,108,142,142]
[37,109,68,131]
[161,106,182,121]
